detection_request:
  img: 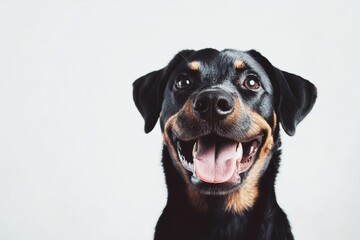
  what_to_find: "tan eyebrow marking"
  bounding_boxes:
[234,60,246,69]
[188,61,201,71]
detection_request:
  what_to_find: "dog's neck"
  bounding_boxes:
[155,138,293,240]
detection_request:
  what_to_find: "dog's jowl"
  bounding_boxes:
[133,49,317,240]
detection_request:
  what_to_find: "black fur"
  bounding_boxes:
[133,49,317,240]
[247,50,317,136]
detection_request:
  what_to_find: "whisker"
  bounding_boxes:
[179,52,190,63]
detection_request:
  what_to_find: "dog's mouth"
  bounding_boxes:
[175,134,262,194]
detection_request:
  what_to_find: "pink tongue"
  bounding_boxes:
[193,137,243,183]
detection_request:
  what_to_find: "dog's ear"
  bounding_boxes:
[247,50,317,136]
[133,50,195,133]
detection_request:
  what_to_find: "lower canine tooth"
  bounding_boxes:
[236,142,240,151]
[192,141,198,156]
[249,145,254,154]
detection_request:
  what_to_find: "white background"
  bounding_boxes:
[1,0,359,239]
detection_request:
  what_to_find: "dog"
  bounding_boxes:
[133,49,317,240]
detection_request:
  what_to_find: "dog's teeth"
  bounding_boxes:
[177,148,182,159]
[236,142,241,152]
[249,145,254,154]
[189,163,194,172]
[176,142,195,173]
[192,141,198,157]
[184,159,194,172]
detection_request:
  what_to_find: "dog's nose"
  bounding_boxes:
[193,89,235,122]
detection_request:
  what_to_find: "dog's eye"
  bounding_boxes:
[175,78,192,89]
[243,76,261,91]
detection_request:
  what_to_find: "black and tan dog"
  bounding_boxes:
[133,49,317,240]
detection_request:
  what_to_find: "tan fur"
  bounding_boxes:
[162,100,274,214]
[163,113,187,183]
[234,60,246,69]
[273,111,277,132]
[163,110,209,211]
[224,97,242,125]
[224,111,274,213]
[188,61,201,71]
[182,99,197,120]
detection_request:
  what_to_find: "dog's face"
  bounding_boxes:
[160,49,276,194]
[133,49,316,212]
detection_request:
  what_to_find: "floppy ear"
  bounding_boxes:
[133,50,195,133]
[133,69,165,133]
[247,50,317,136]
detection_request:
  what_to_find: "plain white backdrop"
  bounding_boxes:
[1,0,359,239]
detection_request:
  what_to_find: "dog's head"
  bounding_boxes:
[133,49,316,212]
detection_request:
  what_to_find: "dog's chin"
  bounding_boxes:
[173,133,263,196]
